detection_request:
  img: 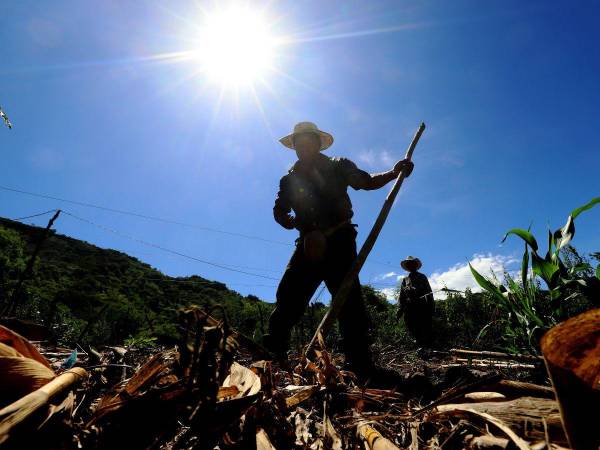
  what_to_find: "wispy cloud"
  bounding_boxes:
[28,147,65,171]
[357,149,396,171]
[374,271,401,281]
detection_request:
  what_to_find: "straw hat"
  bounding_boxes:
[401,256,422,271]
[279,121,334,151]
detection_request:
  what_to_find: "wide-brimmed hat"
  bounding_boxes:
[401,256,422,271]
[279,121,334,151]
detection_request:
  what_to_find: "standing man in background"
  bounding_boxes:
[397,256,435,348]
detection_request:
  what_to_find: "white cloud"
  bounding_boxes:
[374,271,401,281]
[373,253,518,301]
[378,287,399,303]
[428,253,518,299]
[357,149,396,171]
[346,107,363,123]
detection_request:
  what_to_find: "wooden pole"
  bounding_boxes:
[306,123,425,354]
[2,209,61,317]
[449,348,543,362]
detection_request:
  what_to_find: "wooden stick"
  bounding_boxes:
[0,367,87,444]
[441,362,536,370]
[450,348,543,362]
[454,358,537,369]
[306,123,425,354]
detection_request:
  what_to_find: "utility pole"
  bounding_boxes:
[2,210,61,317]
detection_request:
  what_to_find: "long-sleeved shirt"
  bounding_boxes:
[273,154,374,234]
[398,271,434,314]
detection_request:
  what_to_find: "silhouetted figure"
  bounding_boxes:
[264,121,414,379]
[397,256,434,348]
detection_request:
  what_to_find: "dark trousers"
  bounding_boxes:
[267,226,372,369]
[404,306,433,348]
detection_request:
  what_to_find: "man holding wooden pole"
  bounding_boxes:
[264,121,422,380]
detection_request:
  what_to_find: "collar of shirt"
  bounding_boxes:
[291,153,331,174]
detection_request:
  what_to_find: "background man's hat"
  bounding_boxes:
[279,121,334,151]
[401,256,422,271]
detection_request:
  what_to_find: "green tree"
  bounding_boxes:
[0,225,26,305]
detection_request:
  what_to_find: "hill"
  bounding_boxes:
[0,217,274,345]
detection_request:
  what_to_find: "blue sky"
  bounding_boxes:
[1,0,599,302]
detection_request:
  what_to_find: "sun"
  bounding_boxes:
[195,4,277,88]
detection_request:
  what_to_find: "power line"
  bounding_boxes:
[3,210,415,293]
[60,210,281,281]
[140,277,277,289]
[0,185,291,246]
[12,209,58,221]
[131,251,281,274]
[0,185,405,270]
[6,208,281,277]
[0,185,407,276]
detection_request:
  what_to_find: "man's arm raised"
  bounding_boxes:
[347,158,414,191]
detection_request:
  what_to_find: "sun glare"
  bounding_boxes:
[196,5,276,87]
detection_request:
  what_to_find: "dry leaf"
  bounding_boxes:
[0,357,56,405]
[0,342,24,359]
[0,326,52,369]
[217,385,240,400]
[222,362,261,399]
[256,428,277,450]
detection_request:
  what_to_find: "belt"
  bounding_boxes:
[322,219,353,237]
[298,220,353,240]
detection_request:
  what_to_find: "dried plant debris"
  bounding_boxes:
[0,106,12,129]
[0,306,587,449]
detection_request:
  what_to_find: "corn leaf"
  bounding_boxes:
[531,252,560,289]
[596,264,600,281]
[569,263,592,276]
[469,263,504,302]
[549,229,556,254]
[521,244,529,291]
[570,196,600,219]
[555,197,600,252]
[555,215,575,252]
[502,229,538,252]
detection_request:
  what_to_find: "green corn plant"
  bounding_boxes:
[470,196,600,353]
